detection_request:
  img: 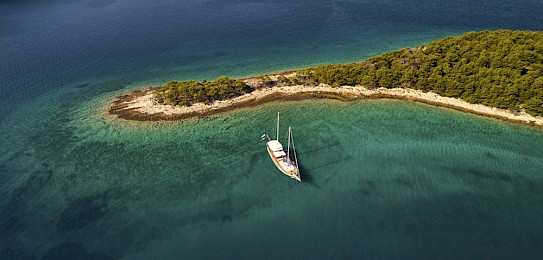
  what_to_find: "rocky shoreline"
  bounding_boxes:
[108,77,543,126]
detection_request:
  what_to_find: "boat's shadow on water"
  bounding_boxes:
[294,141,349,189]
[298,157,350,189]
[302,141,341,154]
[297,164,318,187]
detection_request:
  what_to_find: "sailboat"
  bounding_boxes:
[264,112,301,182]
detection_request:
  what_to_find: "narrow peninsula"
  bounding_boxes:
[109,30,543,126]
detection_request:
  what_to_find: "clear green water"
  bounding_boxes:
[3,0,543,258]
[3,90,543,258]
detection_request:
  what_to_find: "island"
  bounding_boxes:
[109,30,543,126]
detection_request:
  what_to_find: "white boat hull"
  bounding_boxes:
[267,141,301,182]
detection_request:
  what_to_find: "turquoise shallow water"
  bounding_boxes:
[2,0,543,259]
[3,93,543,258]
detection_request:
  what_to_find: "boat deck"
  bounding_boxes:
[267,141,300,181]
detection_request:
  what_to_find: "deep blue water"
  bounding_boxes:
[1,0,543,259]
[2,0,542,117]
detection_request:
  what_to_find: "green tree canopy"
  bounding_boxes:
[297,30,543,116]
[154,76,252,106]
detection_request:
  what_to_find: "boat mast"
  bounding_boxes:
[291,131,300,178]
[276,112,280,141]
[287,127,291,161]
[291,131,298,165]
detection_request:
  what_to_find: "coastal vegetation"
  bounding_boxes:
[153,30,543,116]
[297,30,543,116]
[154,76,251,106]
